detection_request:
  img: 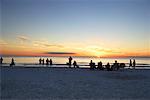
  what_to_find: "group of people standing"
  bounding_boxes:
[89,59,136,71]
[129,59,136,69]
[39,58,53,65]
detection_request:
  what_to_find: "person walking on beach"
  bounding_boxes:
[46,58,49,65]
[0,57,3,64]
[129,59,132,68]
[49,59,53,65]
[10,58,15,67]
[39,58,42,64]
[133,59,136,69]
[42,59,45,65]
[68,56,72,67]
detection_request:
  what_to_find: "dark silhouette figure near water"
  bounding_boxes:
[68,56,73,67]
[10,58,15,67]
[106,62,111,71]
[73,61,79,68]
[129,59,132,68]
[50,59,53,65]
[42,59,44,65]
[0,57,3,64]
[133,59,136,69]
[97,61,104,70]
[112,60,119,70]
[46,58,49,65]
[89,60,96,70]
[39,58,42,64]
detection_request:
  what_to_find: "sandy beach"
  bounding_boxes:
[1,66,150,100]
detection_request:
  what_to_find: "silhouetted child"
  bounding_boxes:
[10,58,15,67]
[0,57,3,64]
[133,59,136,69]
[39,58,42,64]
[73,61,77,68]
[97,61,104,70]
[46,58,49,65]
[49,59,52,65]
[68,56,72,67]
[113,60,119,70]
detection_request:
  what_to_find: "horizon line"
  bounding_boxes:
[0,55,150,58]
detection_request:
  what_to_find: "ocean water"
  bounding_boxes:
[2,56,150,67]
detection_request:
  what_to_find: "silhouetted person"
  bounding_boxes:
[39,58,42,64]
[106,62,111,71]
[73,61,77,68]
[10,58,15,67]
[49,59,52,65]
[133,59,136,69]
[129,59,132,68]
[89,60,93,69]
[46,58,49,65]
[89,60,95,70]
[113,60,119,70]
[42,59,44,65]
[68,56,72,67]
[0,57,3,64]
[97,61,104,70]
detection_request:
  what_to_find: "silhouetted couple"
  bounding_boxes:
[39,58,44,65]
[129,59,136,69]
[89,60,104,70]
[46,58,53,65]
[106,60,120,71]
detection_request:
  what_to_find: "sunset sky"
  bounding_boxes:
[1,0,150,57]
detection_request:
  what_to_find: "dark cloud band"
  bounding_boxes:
[45,52,76,55]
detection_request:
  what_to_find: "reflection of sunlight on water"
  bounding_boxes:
[2,57,150,66]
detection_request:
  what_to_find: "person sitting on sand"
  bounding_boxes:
[106,62,111,71]
[68,56,73,67]
[49,59,53,65]
[46,58,49,65]
[129,59,132,68]
[89,60,96,70]
[0,57,3,64]
[133,59,136,69]
[73,61,77,68]
[112,60,119,70]
[10,58,15,67]
[97,61,104,70]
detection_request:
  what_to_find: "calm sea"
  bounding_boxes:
[2,56,150,67]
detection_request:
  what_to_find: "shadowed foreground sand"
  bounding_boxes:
[1,67,150,100]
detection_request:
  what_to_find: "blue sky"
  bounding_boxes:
[1,0,150,57]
